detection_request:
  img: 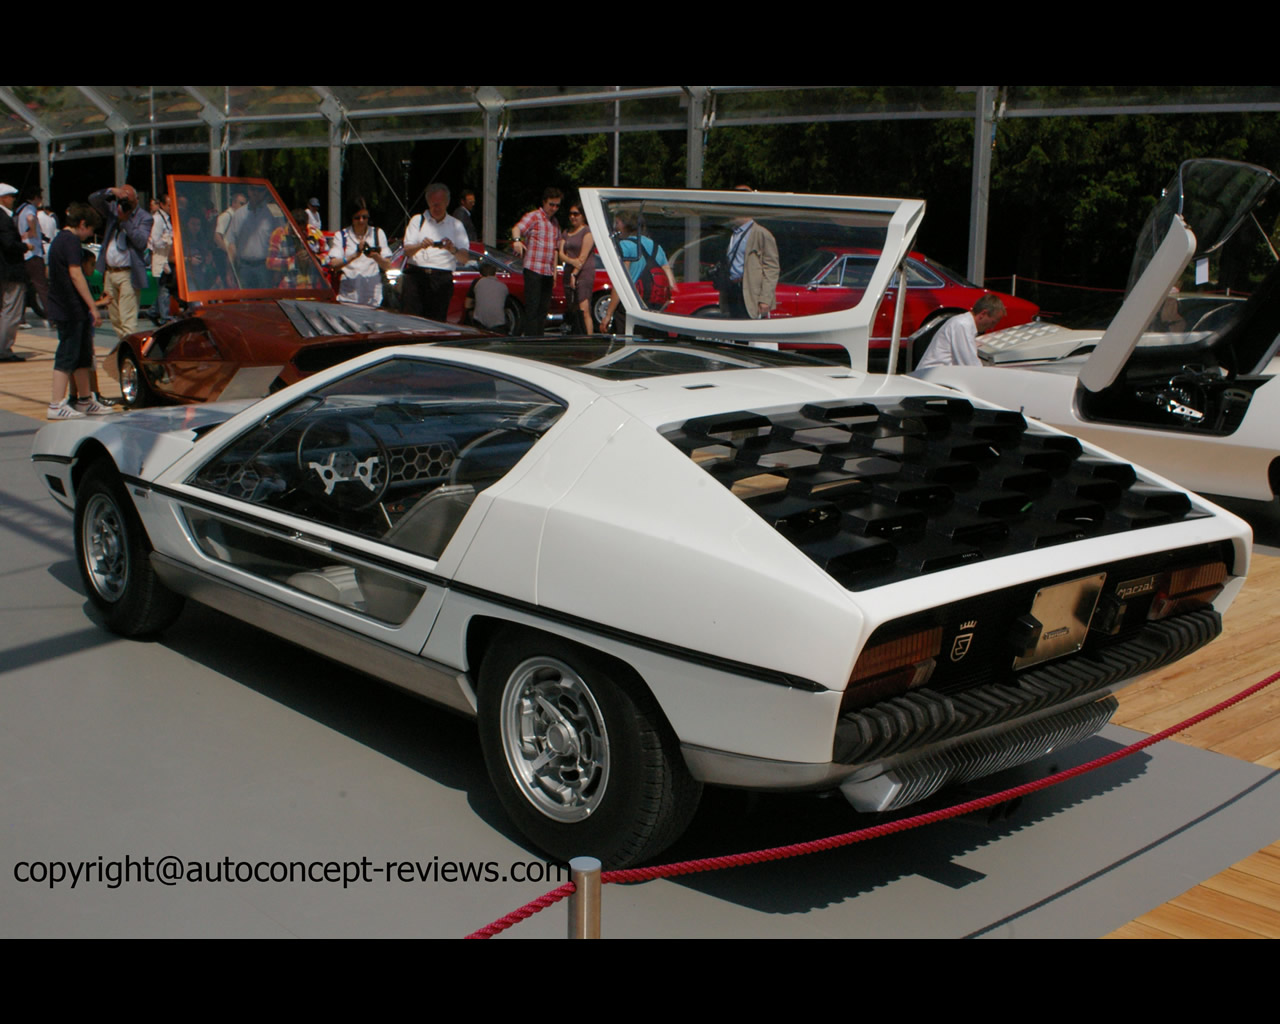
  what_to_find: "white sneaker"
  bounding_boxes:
[47,401,85,420]
[73,397,112,416]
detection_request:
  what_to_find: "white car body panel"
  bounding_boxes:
[31,181,1256,866]
[1079,215,1196,393]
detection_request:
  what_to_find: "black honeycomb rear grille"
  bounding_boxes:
[663,397,1206,590]
[832,608,1220,764]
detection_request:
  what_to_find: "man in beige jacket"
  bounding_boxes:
[719,192,779,319]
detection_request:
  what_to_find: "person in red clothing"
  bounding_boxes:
[510,187,562,336]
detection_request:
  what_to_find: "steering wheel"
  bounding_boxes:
[295,414,391,510]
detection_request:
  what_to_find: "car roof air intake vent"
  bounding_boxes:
[662,397,1208,591]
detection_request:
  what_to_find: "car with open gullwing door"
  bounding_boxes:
[916,159,1280,505]
[31,185,1252,868]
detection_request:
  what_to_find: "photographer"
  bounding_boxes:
[401,183,474,321]
[328,197,391,306]
[88,184,153,339]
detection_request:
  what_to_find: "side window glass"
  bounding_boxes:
[904,261,943,288]
[843,258,876,290]
[188,357,564,560]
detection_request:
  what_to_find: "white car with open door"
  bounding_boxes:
[30,186,1251,868]
[917,159,1280,504]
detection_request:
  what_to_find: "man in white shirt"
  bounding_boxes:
[38,206,57,249]
[401,183,474,321]
[149,192,173,322]
[226,187,276,289]
[914,294,1007,369]
[213,191,247,286]
[16,187,49,326]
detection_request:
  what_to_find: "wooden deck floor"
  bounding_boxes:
[4,325,1277,937]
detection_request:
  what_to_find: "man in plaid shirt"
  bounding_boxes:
[511,187,563,335]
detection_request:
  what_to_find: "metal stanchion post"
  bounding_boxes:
[568,856,602,939]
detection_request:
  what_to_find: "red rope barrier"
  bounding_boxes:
[466,670,1280,937]
[984,275,1125,294]
[465,882,576,940]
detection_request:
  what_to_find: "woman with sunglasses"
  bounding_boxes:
[557,203,599,334]
[328,197,391,306]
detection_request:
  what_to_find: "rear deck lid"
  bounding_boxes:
[580,187,925,372]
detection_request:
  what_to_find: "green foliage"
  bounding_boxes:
[558,134,612,186]
[236,148,328,211]
[555,132,684,189]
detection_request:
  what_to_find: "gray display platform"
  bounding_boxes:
[2,409,1275,938]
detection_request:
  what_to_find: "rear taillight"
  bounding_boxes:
[1149,561,1227,620]
[843,626,941,713]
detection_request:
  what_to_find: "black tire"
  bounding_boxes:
[477,627,701,868]
[74,461,184,637]
[118,347,151,409]
[591,291,612,332]
[502,298,522,336]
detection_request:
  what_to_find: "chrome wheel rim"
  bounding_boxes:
[592,293,611,329]
[82,493,128,601]
[119,357,139,405]
[500,657,609,822]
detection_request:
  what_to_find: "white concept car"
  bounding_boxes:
[918,159,1280,504]
[32,187,1253,867]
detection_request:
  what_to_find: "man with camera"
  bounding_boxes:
[401,183,475,321]
[89,184,154,340]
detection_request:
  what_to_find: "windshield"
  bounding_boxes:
[1117,160,1280,349]
[169,175,333,302]
[778,250,841,285]
[597,196,894,320]
[1128,160,1279,294]
[446,337,844,379]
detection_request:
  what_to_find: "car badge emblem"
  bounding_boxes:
[951,628,975,662]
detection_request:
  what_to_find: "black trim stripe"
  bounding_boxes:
[446,580,828,693]
[32,454,75,466]
[145,479,452,587]
[141,478,830,693]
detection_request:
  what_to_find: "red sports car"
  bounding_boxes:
[664,247,1038,353]
[109,175,485,408]
[384,243,639,333]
